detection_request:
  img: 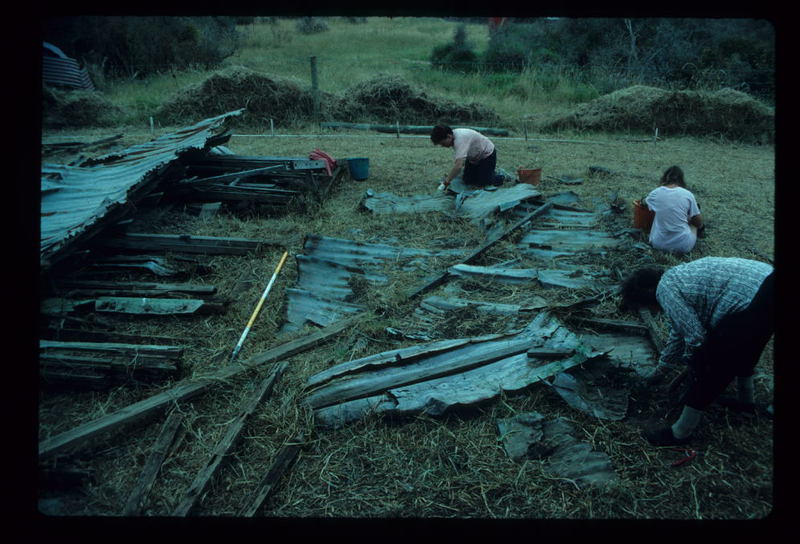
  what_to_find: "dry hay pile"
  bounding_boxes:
[543,85,774,144]
[334,74,500,125]
[42,87,124,128]
[155,66,324,127]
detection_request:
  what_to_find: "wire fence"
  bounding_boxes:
[97,56,774,101]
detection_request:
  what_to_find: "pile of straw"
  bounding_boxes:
[543,85,774,143]
[155,66,320,127]
[42,88,124,128]
[333,74,500,125]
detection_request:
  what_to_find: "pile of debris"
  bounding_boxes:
[40,109,346,389]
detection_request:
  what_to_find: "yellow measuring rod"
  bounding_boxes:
[230,250,289,363]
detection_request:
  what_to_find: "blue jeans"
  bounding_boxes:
[463,149,498,187]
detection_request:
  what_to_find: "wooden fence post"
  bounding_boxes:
[310,56,320,122]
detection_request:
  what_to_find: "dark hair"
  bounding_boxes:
[431,125,453,144]
[661,166,686,188]
[620,267,665,309]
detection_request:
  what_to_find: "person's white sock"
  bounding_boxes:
[738,376,755,404]
[671,405,703,439]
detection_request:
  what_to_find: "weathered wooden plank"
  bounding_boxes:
[40,339,183,387]
[175,184,302,204]
[40,298,95,316]
[408,201,553,298]
[40,328,184,345]
[93,233,285,255]
[238,435,304,517]
[88,255,184,277]
[638,308,665,352]
[179,164,284,184]
[527,348,576,359]
[38,313,367,460]
[122,411,184,516]
[39,354,179,383]
[186,155,327,171]
[40,340,184,357]
[173,362,287,516]
[94,297,226,315]
[40,367,109,389]
[566,316,649,335]
[53,280,217,298]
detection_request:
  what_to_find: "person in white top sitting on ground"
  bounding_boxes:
[431,125,503,190]
[643,166,704,254]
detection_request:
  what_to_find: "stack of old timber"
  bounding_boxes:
[40,110,347,390]
[166,148,343,213]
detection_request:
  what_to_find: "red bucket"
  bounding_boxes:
[632,200,655,231]
[517,168,542,185]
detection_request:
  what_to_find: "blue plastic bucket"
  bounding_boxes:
[348,158,370,181]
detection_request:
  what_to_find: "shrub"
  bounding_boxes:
[482,24,532,72]
[430,25,480,73]
[43,16,241,79]
[295,17,329,34]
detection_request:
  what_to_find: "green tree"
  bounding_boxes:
[430,24,480,73]
[42,16,241,79]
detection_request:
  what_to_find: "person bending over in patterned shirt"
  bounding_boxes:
[620,257,774,446]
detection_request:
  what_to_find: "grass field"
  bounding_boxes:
[38,17,777,522]
[101,17,599,128]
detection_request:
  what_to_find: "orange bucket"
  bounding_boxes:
[518,168,542,185]
[633,199,655,231]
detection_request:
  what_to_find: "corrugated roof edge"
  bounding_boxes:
[40,109,244,272]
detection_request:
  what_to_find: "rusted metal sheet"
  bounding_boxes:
[40,110,243,270]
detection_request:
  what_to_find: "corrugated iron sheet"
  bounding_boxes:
[282,235,467,332]
[41,110,244,269]
[43,43,95,90]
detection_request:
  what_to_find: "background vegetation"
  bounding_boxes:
[41,16,775,128]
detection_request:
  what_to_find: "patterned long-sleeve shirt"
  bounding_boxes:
[656,257,773,367]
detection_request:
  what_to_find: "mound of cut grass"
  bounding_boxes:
[543,85,774,143]
[154,66,330,127]
[42,87,125,128]
[334,73,500,125]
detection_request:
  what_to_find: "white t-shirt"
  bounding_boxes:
[645,186,701,254]
[452,128,494,164]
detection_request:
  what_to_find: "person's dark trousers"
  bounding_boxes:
[463,149,497,187]
[682,271,775,409]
